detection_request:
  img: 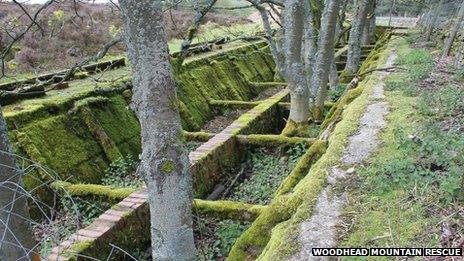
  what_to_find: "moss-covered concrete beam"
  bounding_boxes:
[51,181,264,222]
[0,58,126,91]
[278,101,334,111]
[194,199,266,222]
[209,99,262,109]
[51,181,136,201]
[236,134,315,147]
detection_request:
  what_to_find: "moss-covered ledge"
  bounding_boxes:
[194,199,266,221]
[236,134,315,147]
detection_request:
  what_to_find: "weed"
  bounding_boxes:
[101,155,141,188]
[328,84,347,102]
[227,145,306,205]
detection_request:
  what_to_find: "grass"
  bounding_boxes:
[340,37,463,255]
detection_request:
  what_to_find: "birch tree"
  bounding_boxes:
[311,0,341,121]
[281,0,310,136]
[425,0,445,41]
[362,0,376,45]
[0,107,37,260]
[119,1,196,260]
[345,0,371,78]
[442,0,464,57]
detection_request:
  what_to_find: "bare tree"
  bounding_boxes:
[281,0,310,136]
[442,0,464,57]
[311,0,341,121]
[119,0,196,259]
[345,0,371,78]
[362,0,376,45]
[425,0,445,41]
[0,107,37,260]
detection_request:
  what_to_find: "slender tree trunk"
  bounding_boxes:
[362,0,376,45]
[0,107,37,260]
[304,0,317,86]
[281,0,310,137]
[345,0,371,77]
[425,0,445,41]
[329,49,339,90]
[311,0,341,121]
[338,0,349,46]
[119,1,196,260]
[442,0,464,57]
[361,0,373,45]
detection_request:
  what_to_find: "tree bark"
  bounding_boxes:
[0,107,37,260]
[119,1,196,260]
[311,0,341,121]
[425,0,445,41]
[362,0,376,45]
[442,0,464,57]
[338,0,349,45]
[345,0,371,77]
[281,0,310,136]
[329,49,339,90]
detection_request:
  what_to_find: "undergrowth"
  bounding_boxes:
[227,143,307,205]
[341,38,463,253]
[195,217,250,261]
[101,155,141,188]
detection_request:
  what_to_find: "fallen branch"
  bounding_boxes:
[0,85,45,105]
[358,66,405,77]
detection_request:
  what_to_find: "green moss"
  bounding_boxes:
[320,86,364,130]
[275,140,327,196]
[63,239,95,260]
[51,181,135,200]
[194,199,265,221]
[91,95,141,157]
[281,119,309,137]
[237,134,315,147]
[162,161,175,173]
[77,105,122,162]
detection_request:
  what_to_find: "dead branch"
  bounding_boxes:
[358,66,405,77]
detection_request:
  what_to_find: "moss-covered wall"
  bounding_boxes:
[3,41,276,188]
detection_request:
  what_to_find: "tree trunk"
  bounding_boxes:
[425,0,445,41]
[345,0,371,77]
[0,107,37,260]
[119,1,196,260]
[281,0,310,137]
[362,0,376,45]
[338,0,349,45]
[311,0,341,121]
[329,49,339,90]
[304,0,317,85]
[442,0,464,58]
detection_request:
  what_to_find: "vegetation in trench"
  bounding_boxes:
[328,84,347,102]
[226,143,307,205]
[101,155,141,188]
[195,217,250,261]
[340,38,463,252]
[38,155,140,256]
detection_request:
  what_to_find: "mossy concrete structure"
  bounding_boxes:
[2,41,277,193]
